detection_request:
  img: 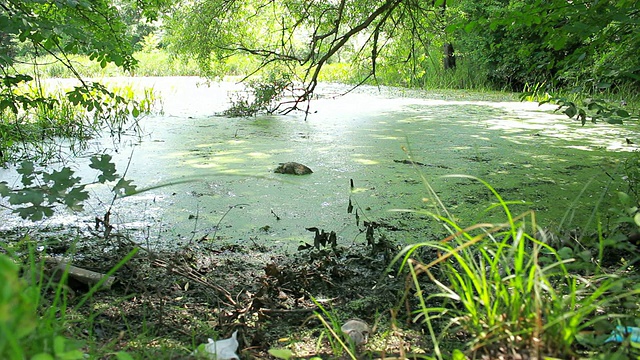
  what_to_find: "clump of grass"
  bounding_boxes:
[394,175,640,359]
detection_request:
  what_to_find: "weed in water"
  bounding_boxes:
[0,80,161,164]
[223,70,293,117]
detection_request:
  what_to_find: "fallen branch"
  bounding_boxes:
[46,257,115,290]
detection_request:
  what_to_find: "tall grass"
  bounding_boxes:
[344,46,492,91]
[312,298,358,360]
[13,52,203,79]
[0,237,138,359]
[394,175,640,358]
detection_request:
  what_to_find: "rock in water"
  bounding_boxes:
[274,162,313,175]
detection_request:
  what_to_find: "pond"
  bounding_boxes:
[1,77,638,251]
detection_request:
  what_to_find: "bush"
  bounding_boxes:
[223,70,293,117]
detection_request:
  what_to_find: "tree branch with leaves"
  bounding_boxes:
[165,0,443,115]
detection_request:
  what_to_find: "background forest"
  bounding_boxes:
[2,0,639,135]
[1,0,640,359]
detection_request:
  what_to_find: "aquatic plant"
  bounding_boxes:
[0,81,161,164]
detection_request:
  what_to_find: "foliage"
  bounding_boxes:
[453,0,639,92]
[395,176,640,358]
[0,247,86,360]
[164,0,450,111]
[450,0,638,123]
[0,0,170,164]
[622,152,640,204]
[606,152,640,243]
[223,70,293,117]
[0,251,38,357]
[543,94,633,125]
[609,191,640,234]
[452,0,557,91]
[268,348,295,360]
[0,154,136,221]
[163,0,638,122]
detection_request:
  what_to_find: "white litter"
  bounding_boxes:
[191,330,239,359]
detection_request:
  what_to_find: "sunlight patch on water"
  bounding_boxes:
[353,158,379,165]
[247,152,272,158]
[372,135,403,140]
[350,187,370,194]
[565,145,600,151]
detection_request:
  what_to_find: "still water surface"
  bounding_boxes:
[1,77,638,250]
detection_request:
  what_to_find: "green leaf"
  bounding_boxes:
[558,247,573,260]
[114,178,137,196]
[452,349,466,360]
[634,213,640,227]
[8,189,45,206]
[464,21,477,33]
[43,37,58,50]
[54,336,65,356]
[89,154,119,183]
[64,185,89,210]
[115,352,135,360]
[564,106,577,118]
[14,205,54,221]
[30,354,55,360]
[43,167,80,194]
[616,109,630,117]
[17,161,36,186]
[586,102,601,111]
[57,349,85,360]
[618,192,631,206]
[577,250,592,262]
[268,348,293,360]
[111,54,124,66]
[0,181,9,197]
